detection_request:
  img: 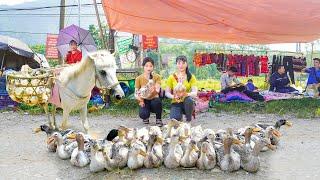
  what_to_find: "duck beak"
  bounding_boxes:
[179,136,187,143]
[232,138,243,145]
[33,127,42,133]
[272,130,281,138]
[267,143,277,151]
[156,137,164,144]
[118,129,126,137]
[139,150,147,157]
[193,145,200,152]
[285,121,293,127]
[66,133,77,139]
[252,127,261,134]
[46,137,55,144]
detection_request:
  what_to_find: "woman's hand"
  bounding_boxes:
[150,85,157,94]
[139,100,145,107]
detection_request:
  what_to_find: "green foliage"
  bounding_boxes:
[48,59,59,67]
[211,98,320,118]
[30,44,45,54]
[88,24,109,50]
[17,97,320,119]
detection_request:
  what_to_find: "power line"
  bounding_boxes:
[0,30,128,38]
[0,15,103,17]
[0,30,52,35]
[0,13,105,16]
[0,2,102,12]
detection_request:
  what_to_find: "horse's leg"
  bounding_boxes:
[52,104,58,130]
[43,103,55,129]
[80,105,89,133]
[60,108,71,130]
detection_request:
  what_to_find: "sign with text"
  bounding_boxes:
[117,37,132,55]
[142,35,158,50]
[45,34,59,59]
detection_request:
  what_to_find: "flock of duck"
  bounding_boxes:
[34,119,292,173]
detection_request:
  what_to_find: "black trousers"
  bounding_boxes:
[139,98,162,120]
[170,97,194,122]
[283,56,295,84]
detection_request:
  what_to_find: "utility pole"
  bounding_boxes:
[93,0,106,49]
[59,0,65,65]
[78,0,81,27]
[109,29,115,53]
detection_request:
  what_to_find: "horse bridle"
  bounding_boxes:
[94,70,119,90]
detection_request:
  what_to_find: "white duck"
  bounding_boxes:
[135,127,150,145]
[127,140,147,170]
[103,129,129,170]
[162,119,181,138]
[34,124,74,152]
[51,132,77,160]
[196,140,216,170]
[144,135,164,168]
[251,126,277,152]
[164,134,184,169]
[70,133,90,167]
[216,135,241,172]
[180,140,199,168]
[89,140,109,173]
[190,125,203,142]
[149,126,162,137]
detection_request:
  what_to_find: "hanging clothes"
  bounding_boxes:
[247,55,255,76]
[254,56,261,76]
[260,56,269,73]
[292,57,307,72]
[227,54,236,68]
[193,53,202,67]
[283,56,295,84]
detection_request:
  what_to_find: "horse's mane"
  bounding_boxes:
[59,56,93,84]
[59,50,116,84]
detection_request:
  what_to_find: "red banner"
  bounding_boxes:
[46,34,59,59]
[142,35,158,50]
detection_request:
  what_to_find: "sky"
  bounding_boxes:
[0,0,37,6]
[0,0,317,52]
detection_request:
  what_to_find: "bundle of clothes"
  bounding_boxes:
[193,52,269,76]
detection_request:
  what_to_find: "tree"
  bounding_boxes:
[30,44,45,54]
[88,24,109,50]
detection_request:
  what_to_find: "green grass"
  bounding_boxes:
[13,97,320,119]
[211,98,320,118]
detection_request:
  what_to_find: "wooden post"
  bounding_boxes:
[109,29,115,53]
[59,0,65,65]
[93,0,106,49]
[311,42,314,63]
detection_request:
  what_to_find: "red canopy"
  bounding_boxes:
[102,0,320,44]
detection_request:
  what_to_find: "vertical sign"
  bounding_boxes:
[46,34,59,59]
[142,35,158,50]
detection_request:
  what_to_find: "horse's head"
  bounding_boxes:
[88,50,125,99]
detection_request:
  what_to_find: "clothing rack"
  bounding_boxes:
[194,49,304,56]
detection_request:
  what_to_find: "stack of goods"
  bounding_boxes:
[0,76,17,109]
[193,52,269,76]
[35,119,292,173]
[6,65,53,106]
[195,90,215,113]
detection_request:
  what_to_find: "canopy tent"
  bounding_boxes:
[0,35,40,70]
[102,0,320,44]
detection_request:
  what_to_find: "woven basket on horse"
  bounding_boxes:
[6,69,54,106]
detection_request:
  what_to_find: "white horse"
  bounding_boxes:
[46,50,124,133]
